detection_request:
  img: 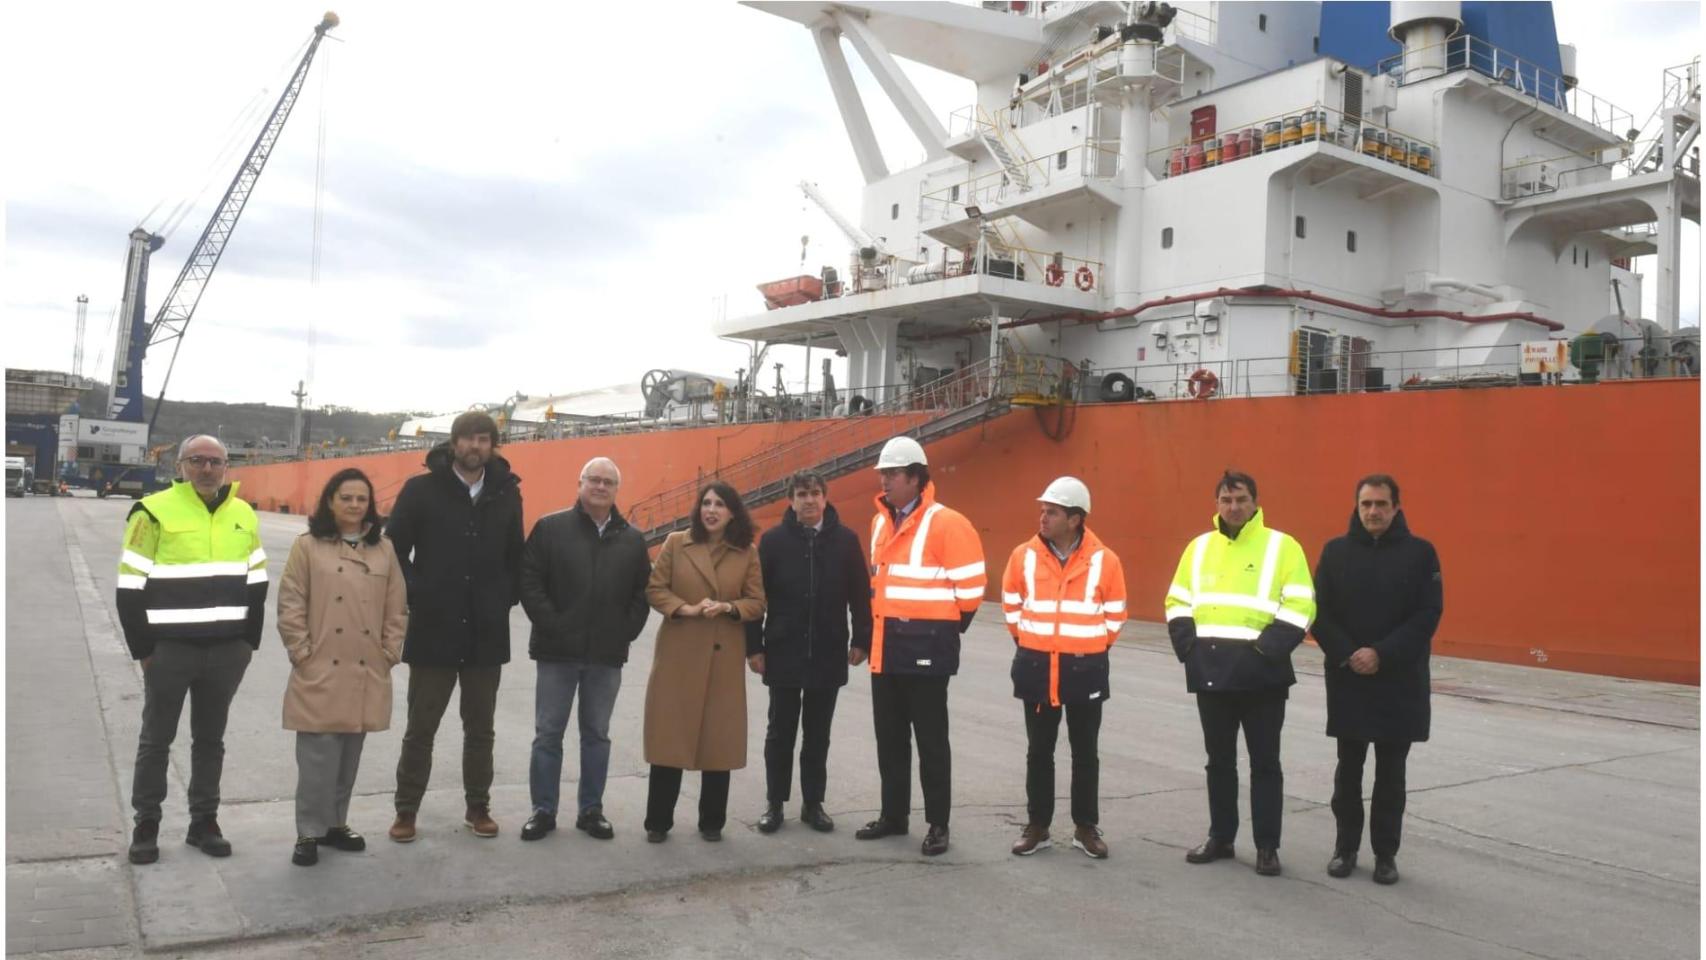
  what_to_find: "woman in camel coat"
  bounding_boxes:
[276,468,408,866]
[642,481,766,842]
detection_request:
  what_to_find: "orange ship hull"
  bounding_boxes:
[234,378,1700,684]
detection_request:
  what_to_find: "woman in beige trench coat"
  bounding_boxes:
[276,468,407,866]
[642,481,765,842]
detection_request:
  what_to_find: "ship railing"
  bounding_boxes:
[920,141,1103,222]
[1374,35,1632,140]
[623,356,1021,536]
[1147,102,1441,181]
[1625,58,1702,175]
[1075,337,1697,403]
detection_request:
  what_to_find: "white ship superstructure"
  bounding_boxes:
[723,1,1700,401]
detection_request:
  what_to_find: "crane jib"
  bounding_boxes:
[104,14,338,431]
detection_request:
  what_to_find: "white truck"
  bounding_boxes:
[6,457,34,497]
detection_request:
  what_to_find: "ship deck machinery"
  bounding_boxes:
[729,1,1698,403]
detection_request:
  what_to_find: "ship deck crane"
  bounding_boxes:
[108,11,339,431]
[799,180,890,260]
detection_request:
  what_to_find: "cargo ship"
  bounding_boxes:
[232,1,1701,684]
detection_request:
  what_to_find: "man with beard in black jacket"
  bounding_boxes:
[517,457,651,843]
[385,411,525,843]
[747,470,872,833]
[1310,474,1442,886]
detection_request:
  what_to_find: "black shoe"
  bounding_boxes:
[921,824,950,856]
[320,826,366,852]
[700,828,723,842]
[757,804,784,834]
[1184,836,1235,864]
[1327,849,1357,878]
[1255,847,1282,876]
[185,818,232,858]
[1373,855,1400,885]
[855,818,908,840]
[645,829,668,844]
[128,820,160,865]
[292,837,319,866]
[574,809,614,840]
[521,813,557,842]
[800,803,835,833]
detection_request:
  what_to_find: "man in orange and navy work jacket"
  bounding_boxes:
[852,436,985,857]
[1002,476,1126,860]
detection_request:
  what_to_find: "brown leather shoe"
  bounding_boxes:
[465,805,499,838]
[1072,825,1109,860]
[388,811,417,844]
[1011,823,1052,856]
[1255,847,1282,876]
[1185,835,1235,863]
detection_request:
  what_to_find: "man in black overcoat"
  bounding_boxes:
[1310,473,1443,885]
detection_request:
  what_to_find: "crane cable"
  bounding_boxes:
[139,35,313,239]
[304,42,332,407]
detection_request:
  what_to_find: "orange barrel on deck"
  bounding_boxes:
[1204,137,1220,166]
[1361,126,1385,158]
[1263,121,1282,151]
[1185,141,1205,171]
[1281,115,1302,146]
[1386,134,1407,164]
[1242,127,1260,156]
[1412,144,1433,174]
[1168,147,1186,178]
[1301,110,1320,141]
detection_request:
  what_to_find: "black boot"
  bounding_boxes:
[185,818,232,857]
[128,820,160,865]
[757,804,784,834]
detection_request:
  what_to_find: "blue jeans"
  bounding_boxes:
[529,660,622,817]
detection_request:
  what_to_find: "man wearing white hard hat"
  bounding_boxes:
[853,436,985,856]
[999,477,1128,859]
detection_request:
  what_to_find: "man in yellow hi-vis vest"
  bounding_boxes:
[1165,470,1315,878]
[116,435,268,866]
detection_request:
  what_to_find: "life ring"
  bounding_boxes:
[1044,263,1065,287]
[1074,265,1095,291]
[1187,368,1218,399]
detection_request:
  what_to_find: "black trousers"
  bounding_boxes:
[1331,738,1412,857]
[765,685,840,805]
[644,765,730,834]
[1196,689,1286,849]
[1023,699,1102,828]
[870,673,951,828]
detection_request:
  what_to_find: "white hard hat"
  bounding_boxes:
[1038,476,1091,513]
[874,436,928,469]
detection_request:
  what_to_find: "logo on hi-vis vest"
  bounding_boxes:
[1244,563,1257,573]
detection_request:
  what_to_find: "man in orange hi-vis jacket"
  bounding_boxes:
[1001,476,1127,861]
[851,436,985,857]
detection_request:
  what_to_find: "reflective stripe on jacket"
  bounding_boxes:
[116,480,268,659]
[1164,508,1315,693]
[1001,528,1127,706]
[867,482,985,675]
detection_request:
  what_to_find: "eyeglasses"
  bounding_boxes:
[581,476,618,487]
[183,456,227,469]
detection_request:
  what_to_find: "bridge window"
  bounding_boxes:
[950,184,960,202]
[1346,230,1357,252]
[1259,14,1268,31]
[1058,151,1068,170]
[1162,227,1174,249]
[891,203,899,220]
[1295,216,1307,239]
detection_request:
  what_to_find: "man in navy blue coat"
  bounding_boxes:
[1310,474,1443,886]
[746,470,872,833]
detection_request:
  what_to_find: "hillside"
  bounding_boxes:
[72,383,422,452]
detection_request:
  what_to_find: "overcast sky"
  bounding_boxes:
[3,0,1698,415]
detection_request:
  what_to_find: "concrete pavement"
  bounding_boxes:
[5,492,1699,958]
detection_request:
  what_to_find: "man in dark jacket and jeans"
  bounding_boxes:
[747,471,872,833]
[1311,473,1442,886]
[386,412,524,842]
[517,457,651,842]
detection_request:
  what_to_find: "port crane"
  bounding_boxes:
[107,12,339,433]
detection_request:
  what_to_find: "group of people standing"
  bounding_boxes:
[114,415,1442,886]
